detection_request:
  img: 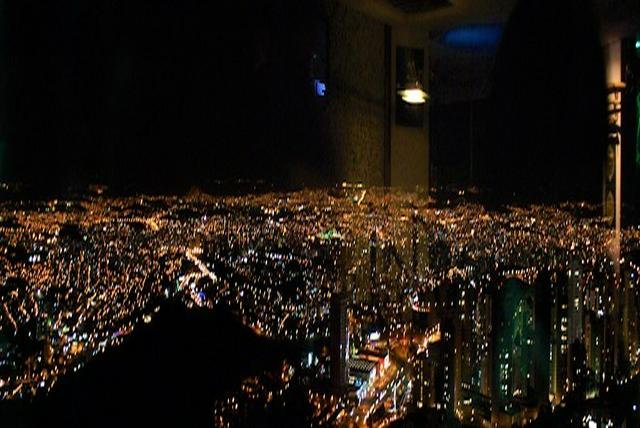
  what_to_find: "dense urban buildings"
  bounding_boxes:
[0,186,636,427]
[330,291,349,392]
[1,0,639,427]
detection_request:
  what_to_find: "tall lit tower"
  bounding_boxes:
[411,215,418,288]
[623,269,639,367]
[491,278,536,419]
[550,273,569,404]
[567,258,584,345]
[369,230,377,284]
[369,230,378,305]
[330,291,349,392]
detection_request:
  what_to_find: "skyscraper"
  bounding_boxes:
[622,268,639,368]
[534,272,552,406]
[584,309,604,393]
[550,272,569,404]
[568,258,584,345]
[490,277,540,422]
[330,291,349,392]
[414,350,436,409]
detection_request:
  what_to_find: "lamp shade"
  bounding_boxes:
[398,86,428,104]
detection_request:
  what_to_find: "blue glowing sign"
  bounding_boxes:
[440,24,503,50]
[314,79,326,97]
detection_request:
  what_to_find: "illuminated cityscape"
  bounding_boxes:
[1,0,639,426]
[0,186,638,426]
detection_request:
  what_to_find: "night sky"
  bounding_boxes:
[1,0,610,200]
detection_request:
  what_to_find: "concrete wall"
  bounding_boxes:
[604,40,622,85]
[326,1,386,186]
[325,2,430,189]
[391,27,430,191]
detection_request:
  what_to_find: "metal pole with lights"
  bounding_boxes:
[606,83,624,283]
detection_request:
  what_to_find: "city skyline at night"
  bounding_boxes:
[1,0,639,427]
[0,186,638,426]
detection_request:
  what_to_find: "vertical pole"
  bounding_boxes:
[615,88,622,283]
[616,136,622,234]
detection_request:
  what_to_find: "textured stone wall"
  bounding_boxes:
[391,27,430,191]
[325,1,385,186]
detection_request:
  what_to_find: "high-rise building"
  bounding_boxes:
[622,268,639,367]
[441,316,459,417]
[584,310,604,395]
[414,350,436,409]
[550,272,569,404]
[369,231,377,287]
[565,259,586,398]
[568,258,584,345]
[411,218,418,288]
[567,340,588,399]
[490,278,537,419]
[428,322,456,415]
[475,289,493,398]
[602,273,619,387]
[330,291,349,392]
[534,272,552,406]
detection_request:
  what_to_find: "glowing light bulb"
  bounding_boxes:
[398,88,428,104]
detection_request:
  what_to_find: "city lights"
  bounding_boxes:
[0,186,637,427]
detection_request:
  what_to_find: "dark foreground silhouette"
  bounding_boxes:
[0,302,289,428]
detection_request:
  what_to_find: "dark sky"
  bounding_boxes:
[1,0,329,193]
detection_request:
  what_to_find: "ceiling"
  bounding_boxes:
[593,0,640,43]
[341,0,639,40]
[386,0,452,15]
[339,0,518,30]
